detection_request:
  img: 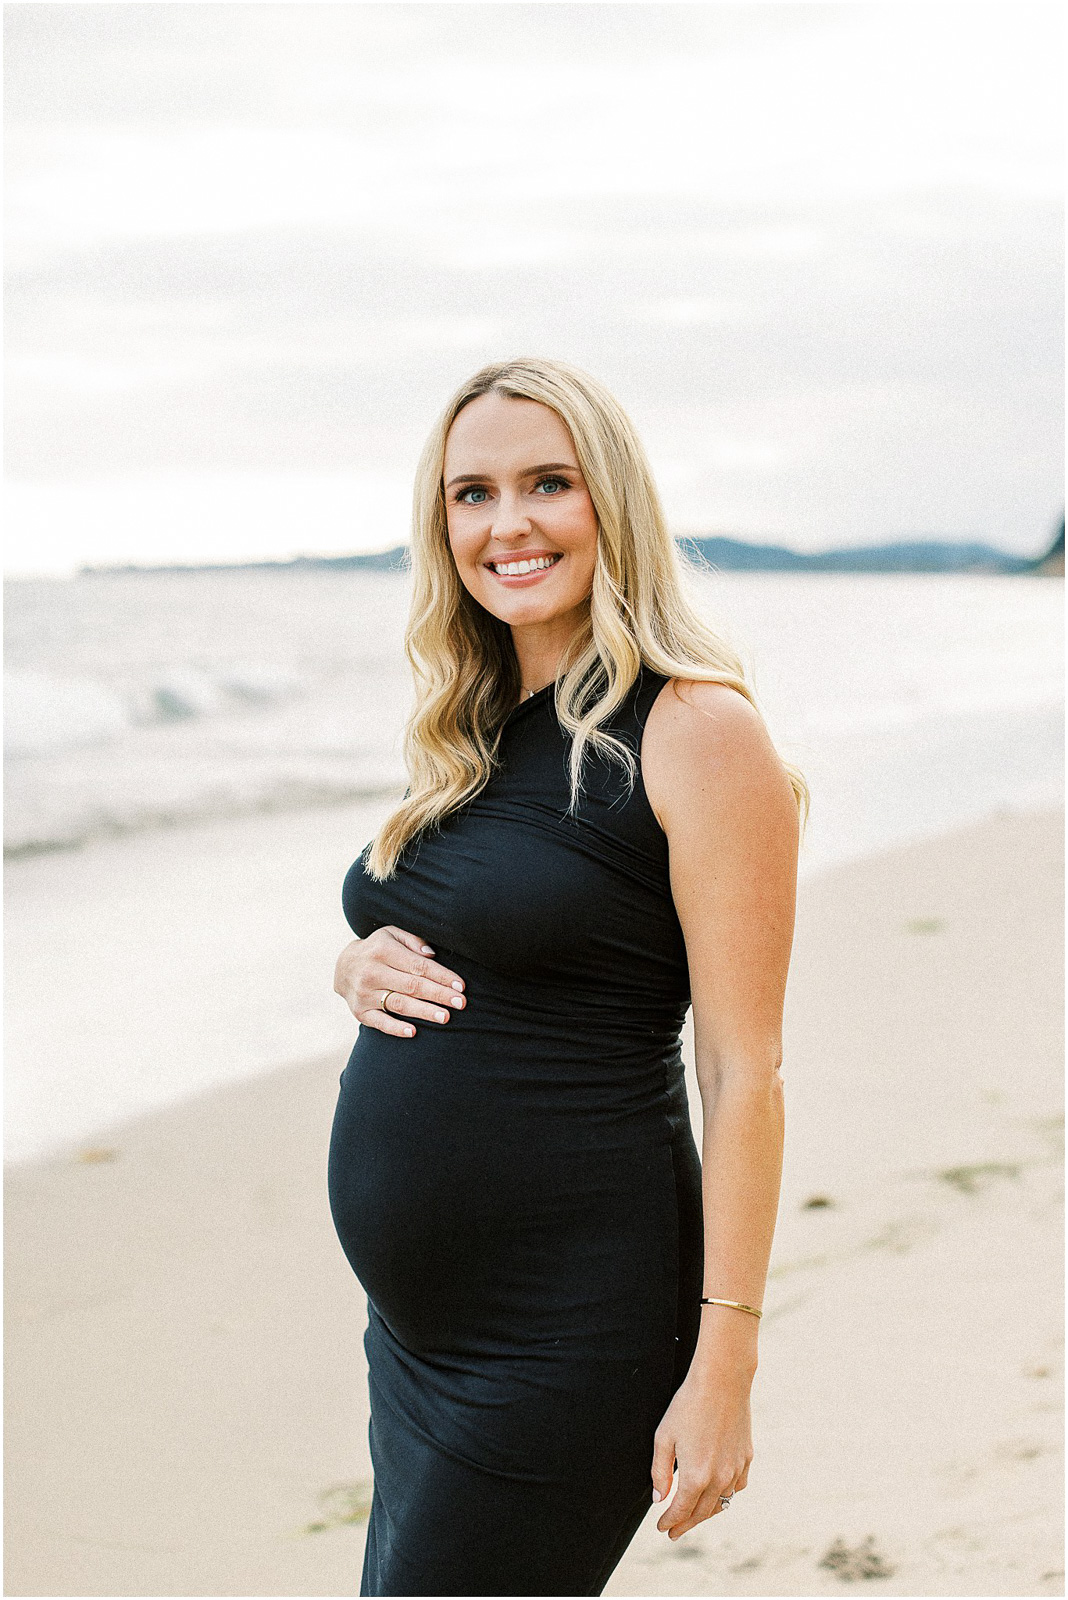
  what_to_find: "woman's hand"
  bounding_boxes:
[650,1361,754,1540]
[333,926,466,1038]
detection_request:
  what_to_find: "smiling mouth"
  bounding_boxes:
[486,553,563,577]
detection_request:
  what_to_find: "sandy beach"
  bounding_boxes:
[4,804,1063,1598]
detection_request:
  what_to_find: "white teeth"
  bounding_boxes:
[492,555,559,576]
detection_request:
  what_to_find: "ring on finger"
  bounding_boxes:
[379,989,396,1012]
[718,1493,733,1509]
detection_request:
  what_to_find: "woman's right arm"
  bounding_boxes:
[333,925,466,1038]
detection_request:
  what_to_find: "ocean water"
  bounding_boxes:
[4,566,1064,860]
[4,568,412,854]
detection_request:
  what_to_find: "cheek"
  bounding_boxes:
[570,503,600,575]
[446,524,480,579]
[561,542,598,607]
[552,494,598,556]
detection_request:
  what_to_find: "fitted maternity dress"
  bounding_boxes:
[327,667,704,1597]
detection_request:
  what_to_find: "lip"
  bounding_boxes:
[484,551,563,585]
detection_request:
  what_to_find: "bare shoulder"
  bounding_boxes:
[642,677,797,838]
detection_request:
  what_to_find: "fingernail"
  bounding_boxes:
[404,1027,415,1037]
[451,980,464,990]
[421,945,434,955]
[436,1011,448,1023]
[450,996,464,1008]
[651,1489,663,1503]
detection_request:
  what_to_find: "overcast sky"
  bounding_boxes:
[5,1,1063,573]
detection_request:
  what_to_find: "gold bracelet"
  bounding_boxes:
[700,1296,763,1319]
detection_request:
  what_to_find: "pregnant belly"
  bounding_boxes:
[327,1023,685,1360]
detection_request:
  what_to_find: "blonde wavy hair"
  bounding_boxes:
[366,357,809,879]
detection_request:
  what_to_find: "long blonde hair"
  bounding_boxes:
[366,357,809,878]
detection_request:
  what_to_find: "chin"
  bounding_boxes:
[486,593,574,625]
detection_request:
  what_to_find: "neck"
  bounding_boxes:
[511,607,588,697]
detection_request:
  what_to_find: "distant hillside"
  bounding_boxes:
[80,524,1063,577]
[675,535,1043,574]
[1032,517,1064,577]
[80,547,412,577]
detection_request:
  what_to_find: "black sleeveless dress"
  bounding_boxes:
[327,668,703,1597]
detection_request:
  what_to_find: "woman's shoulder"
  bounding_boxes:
[644,676,768,750]
[641,677,795,834]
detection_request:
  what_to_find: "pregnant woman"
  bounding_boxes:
[328,357,806,1597]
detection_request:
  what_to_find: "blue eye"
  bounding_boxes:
[454,477,568,504]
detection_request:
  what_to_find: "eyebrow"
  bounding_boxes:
[444,462,577,490]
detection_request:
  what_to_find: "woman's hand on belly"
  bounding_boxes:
[333,925,466,1038]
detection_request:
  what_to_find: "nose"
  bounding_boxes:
[490,489,534,543]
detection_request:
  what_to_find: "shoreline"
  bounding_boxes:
[5,803,1063,1596]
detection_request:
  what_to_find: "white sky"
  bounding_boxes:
[5,1,1064,573]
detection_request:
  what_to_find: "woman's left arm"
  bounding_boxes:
[642,678,800,1540]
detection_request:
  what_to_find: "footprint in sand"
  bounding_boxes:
[936,1161,1020,1195]
[865,1214,938,1254]
[819,1535,896,1581]
[302,1479,373,1534]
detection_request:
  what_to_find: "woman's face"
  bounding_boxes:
[443,392,599,636]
